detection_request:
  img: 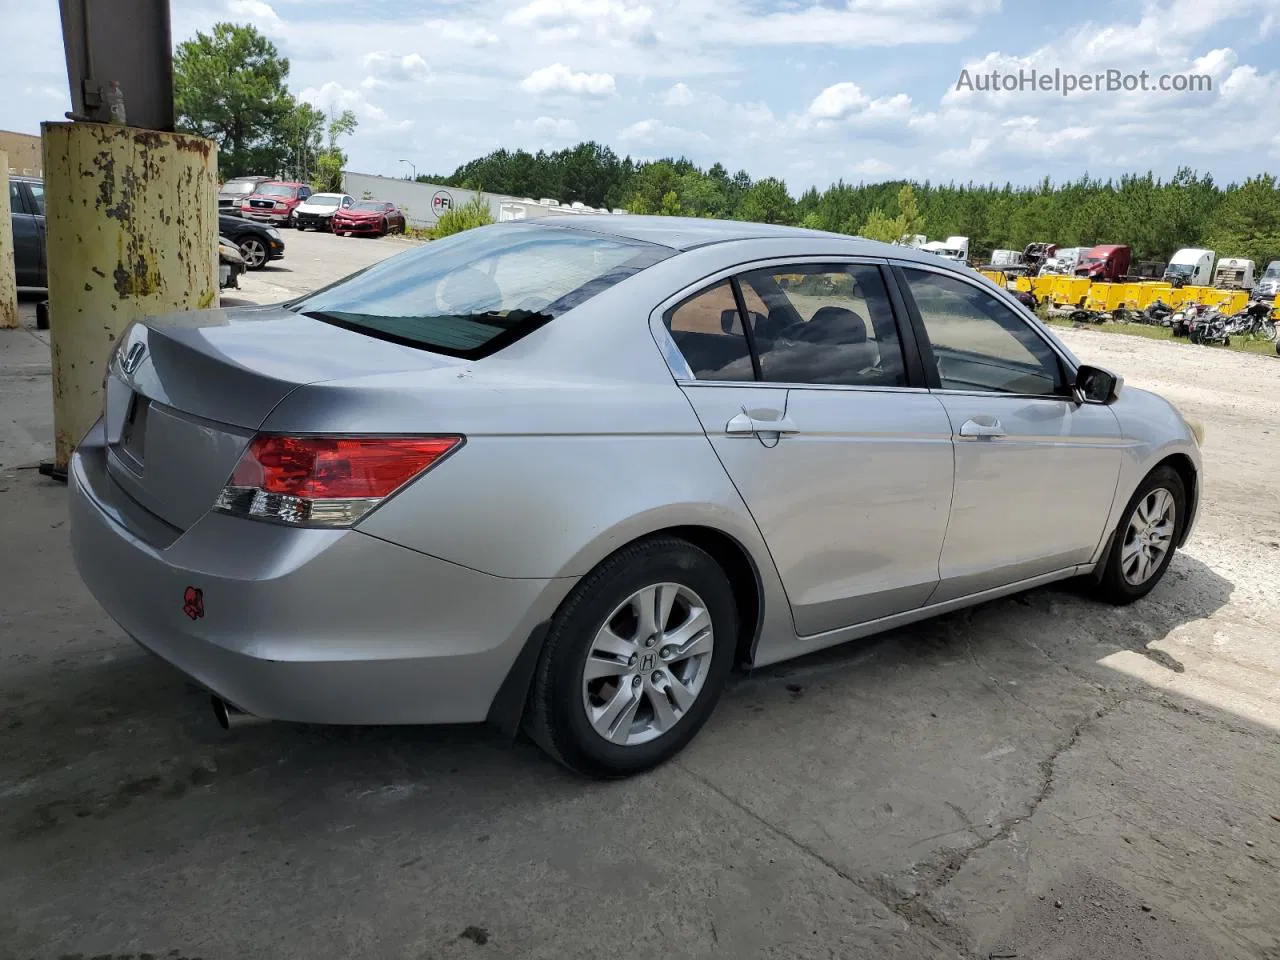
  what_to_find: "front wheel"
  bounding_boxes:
[1093,465,1185,605]
[238,237,267,269]
[526,537,738,778]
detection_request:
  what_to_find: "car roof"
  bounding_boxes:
[518,214,953,263]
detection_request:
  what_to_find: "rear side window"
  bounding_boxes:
[27,183,44,215]
[290,223,673,359]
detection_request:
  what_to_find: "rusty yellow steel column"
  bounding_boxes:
[0,151,18,330]
[42,121,218,471]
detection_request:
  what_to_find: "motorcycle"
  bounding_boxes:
[1224,298,1279,343]
[1169,303,1202,338]
[1140,299,1174,326]
[1188,307,1229,346]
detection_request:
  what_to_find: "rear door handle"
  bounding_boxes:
[726,412,799,436]
[959,417,1005,439]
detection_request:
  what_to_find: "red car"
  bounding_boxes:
[239,181,313,226]
[332,200,407,237]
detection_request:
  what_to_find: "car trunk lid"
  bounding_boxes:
[104,303,462,530]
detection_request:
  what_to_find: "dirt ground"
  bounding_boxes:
[2,235,1279,960]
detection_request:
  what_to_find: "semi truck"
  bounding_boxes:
[1163,248,1215,287]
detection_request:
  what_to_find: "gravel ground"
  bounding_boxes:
[1,235,1278,959]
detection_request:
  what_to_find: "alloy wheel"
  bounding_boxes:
[581,582,714,746]
[239,238,267,269]
[1121,487,1176,586]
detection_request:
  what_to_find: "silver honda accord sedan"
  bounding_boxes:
[70,216,1203,778]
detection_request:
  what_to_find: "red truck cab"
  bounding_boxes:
[239,181,312,226]
[1074,244,1132,282]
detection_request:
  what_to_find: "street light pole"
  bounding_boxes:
[400,159,416,181]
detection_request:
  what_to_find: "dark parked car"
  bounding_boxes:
[8,175,46,289]
[219,214,285,270]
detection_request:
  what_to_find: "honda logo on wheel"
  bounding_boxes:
[640,653,656,672]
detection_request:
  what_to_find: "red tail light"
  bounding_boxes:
[215,435,462,527]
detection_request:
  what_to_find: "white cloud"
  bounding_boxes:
[617,118,709,143]
[664,82,696,107]
[520,63,616,96]
[298,81,413,133]
[850,158,895,176]
[226,0,286,35]
[423,19,499,47]
[515,115,581,139]
[362,51,430,83]
[507,0,656,44]
[807,82,870,120]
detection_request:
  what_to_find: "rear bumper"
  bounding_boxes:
[69,424,575,724]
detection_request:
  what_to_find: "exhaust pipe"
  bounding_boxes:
[211,695,270,730]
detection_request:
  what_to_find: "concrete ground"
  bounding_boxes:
[2,231,1279,960]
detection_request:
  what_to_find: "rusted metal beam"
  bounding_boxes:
[0,152,18,329]
[42,122,217,471]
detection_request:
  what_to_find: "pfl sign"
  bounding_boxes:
[431,191,454,216]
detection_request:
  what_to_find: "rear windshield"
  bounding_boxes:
[255,184,295,198]
[288,223,673,359]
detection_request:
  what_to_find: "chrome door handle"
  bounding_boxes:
[726,412,799,436]
[959,417,1005,439]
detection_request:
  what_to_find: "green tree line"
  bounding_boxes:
[428,146,1280,267]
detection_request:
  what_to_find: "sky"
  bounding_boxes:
[4,0,1278,192]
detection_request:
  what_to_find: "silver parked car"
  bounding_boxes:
[70,217,1203,778]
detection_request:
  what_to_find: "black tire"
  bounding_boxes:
[1093,465,1186,606]
[238,237,267,269]
[526,536,738,779]
[378,218,388,237]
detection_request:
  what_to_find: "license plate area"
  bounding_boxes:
[118,393,149,469]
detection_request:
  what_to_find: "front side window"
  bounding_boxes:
[901,267,1065,396]
[736,264,907,387]
[290,223,672,359]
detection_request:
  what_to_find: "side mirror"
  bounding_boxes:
[720,308,742,335]
[1073,364,1122,404]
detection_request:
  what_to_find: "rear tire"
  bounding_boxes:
[526,537,737,779]
[1093,465,1185,605]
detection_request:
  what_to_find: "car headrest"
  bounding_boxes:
[805,305,868,344]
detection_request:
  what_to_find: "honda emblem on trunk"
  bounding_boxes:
[121,341,146,376]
